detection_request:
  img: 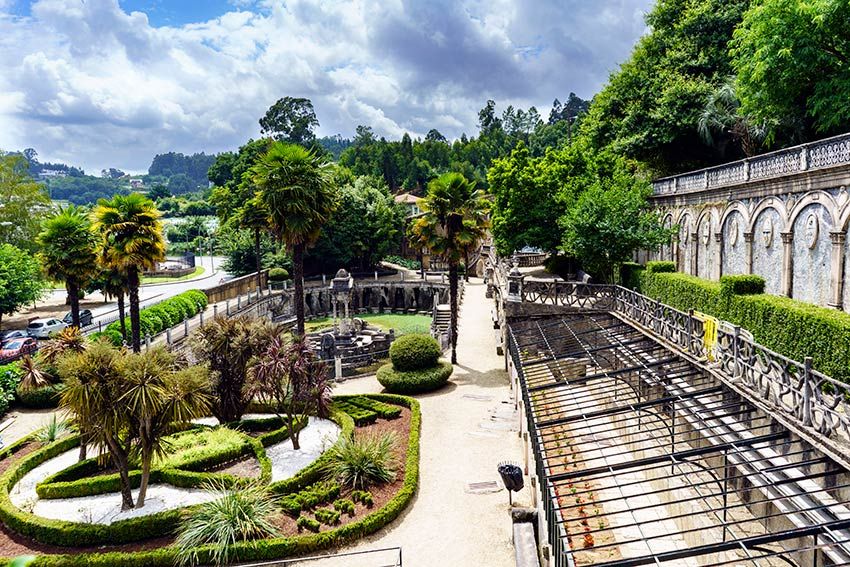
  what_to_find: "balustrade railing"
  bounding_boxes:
[506,274,850,442]
[652,131,850,195]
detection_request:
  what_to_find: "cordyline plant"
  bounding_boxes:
[249,336,331,450]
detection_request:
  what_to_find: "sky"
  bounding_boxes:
[0,0,653,174]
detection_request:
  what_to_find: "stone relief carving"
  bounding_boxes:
[701,222,711,246]
[729,219,739,246]
[762,218,774,248]
[805,213,819,249]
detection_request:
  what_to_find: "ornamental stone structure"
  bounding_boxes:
[648,132,850,309]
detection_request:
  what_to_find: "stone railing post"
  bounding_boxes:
[184,318,189,338]
[829,231,846,309]
[166,328,172,346]
[225,300,230,316]
[145,334,151,351]
[743,159,750,181]
[703,170,709,189]
[213,304,218,318]
[199,311,205,327]
[801,144,809,171]
[780,232,794,297]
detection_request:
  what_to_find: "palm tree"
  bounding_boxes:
[92,194,165,352]
[234,195,270,294]
[250,142,338,335]
[98,267,129,342]
[37,206,98,328]
[698,79,769,158]
[410,173,489,364]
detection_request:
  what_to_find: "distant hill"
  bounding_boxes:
[147,152,216,194]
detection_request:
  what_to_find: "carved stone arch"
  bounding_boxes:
[694,207,720,280]
[747,198,789,234]
[788,190,838,230]
[674,207,696,229]
[750,200,786,295]
[676,210,694,273]
[719,201,751,234]
[720,201,749,276]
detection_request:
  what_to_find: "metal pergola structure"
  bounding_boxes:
[509,312,850,567]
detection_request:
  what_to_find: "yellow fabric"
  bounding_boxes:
[694,311,718,361]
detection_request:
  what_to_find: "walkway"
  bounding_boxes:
[332,278,527,567]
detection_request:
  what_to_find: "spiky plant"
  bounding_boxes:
[17,355,50,392]
[37,326,87,366]
[322,431,398,490]
[35,414,69,444]
[175,480,279,567]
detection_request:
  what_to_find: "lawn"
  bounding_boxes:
[141,266,205,284]
[305,313,431,336]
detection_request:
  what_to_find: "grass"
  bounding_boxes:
[304,313,430,336]
[156,427,248,469]
[141,266,205,284]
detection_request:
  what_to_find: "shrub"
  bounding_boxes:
[619,262,645,290]
[35,415,69,444]
[296,516,320,533]
[171,296,197,320]
[322,431,397,490]
[183,290,208,311]
[175,481,279,567]
[314,507,341,526]
[90,329,124,347]
[146,305,176,328]
[138,311,163,336]
[543,254,575,279]
[333,498,355,516]
[346,397,402,420]
[388,334,441,371]
[0,365,20,415]
[645,260,676,273]
[376,361,453,394]
[333,400,378,426]
[267,268,289,281]
[351,490,374,507]
[16,383,64,409]
[383,255,420,271]
[720,274,765,296]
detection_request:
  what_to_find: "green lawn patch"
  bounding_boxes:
[304,313,430,336]
[141,266,205,284]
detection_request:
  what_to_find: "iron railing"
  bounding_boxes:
[652,131,850,195]
[235,546,402,566]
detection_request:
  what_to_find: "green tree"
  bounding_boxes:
[251,142,338,335]
[0,154,51,251]
[560,161,672,282]
[209,139,272,222]
[698,79,768,158]
[86,266,129,340]
[92,194,166,352]
[731,0,850,140]
[217,225,276,277]
[259,97,320,145]
[37,206,98,328]
[409,173,489,364]
[0,244,47,329]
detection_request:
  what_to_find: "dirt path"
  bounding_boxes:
[331,278,528,567]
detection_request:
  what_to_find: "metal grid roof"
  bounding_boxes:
[509,313,850,567]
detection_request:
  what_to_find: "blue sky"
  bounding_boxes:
[0,0,652,173]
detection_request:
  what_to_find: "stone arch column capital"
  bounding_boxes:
[830,231,847,245]
[780,232,794,244]
[743,232,754,243]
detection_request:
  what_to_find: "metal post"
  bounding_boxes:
[225,300,230,316]
[801,357,814,427]
[144,334,151,351]
[687,309,694,354]
[98,320,102,333]
[166,327,172,346]
[199,311,204,327]
[213,304,218,318]
[733,325,741,377]
[184,318,189,337]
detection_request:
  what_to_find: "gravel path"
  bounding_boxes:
[331,278,527,567]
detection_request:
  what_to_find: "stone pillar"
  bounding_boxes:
[689,232,698,276]
[829,231,846,309]
[713,232,723,280]
[743,232,754,275]
[781,232,794,297]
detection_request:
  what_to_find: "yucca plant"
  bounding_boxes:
[175,480,280,567]
[322,431,398,490]
[35,414,69,444]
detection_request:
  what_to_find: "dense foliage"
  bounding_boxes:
[376,361,453,395]
[147,152,217,194]
[0,244,47,328]
[388,334,442,372]
[0,154,51,251]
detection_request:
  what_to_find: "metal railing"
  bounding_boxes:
[652,131,850,195]
[236,546,402,566]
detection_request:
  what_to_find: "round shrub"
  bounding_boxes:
[91,329,124,347]
[138,311,163,336]
[16,383,65,409]
[170,295,196,320]
[388,334,441,371]
[183,290,208,311]
[268,268,289,281]
[146,305,175,328]
[377,361,453,394]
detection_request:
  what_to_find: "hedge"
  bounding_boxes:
[24,394,420,566]
[639,269,850,381]
[376,361,453,394]
[346,396,402,420]
[268,268,289,281]
[719,274,765,297]
[388,334,441,371]
[104,290,207,339]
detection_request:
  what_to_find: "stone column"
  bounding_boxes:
[713,232,723,280]
[689,232,698,276]
[829,231,846,309]
[743,232,754,275]
[780,232,794,297]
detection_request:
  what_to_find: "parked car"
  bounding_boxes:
[0,330,27,342]
[63,309,93,327]
[27,318,67,339]
[0,337,38,360]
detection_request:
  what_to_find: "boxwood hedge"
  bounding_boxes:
[22,394,419,566]
[376,361,453,394]
[639,269,850,381]
[104,290,207,339]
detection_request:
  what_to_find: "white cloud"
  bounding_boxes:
[0,0,651,173]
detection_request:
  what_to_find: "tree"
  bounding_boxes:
[409,173,489,364]
[88,267,129,341]
[147,184,171,201]
[190,316,281,423]
[698,79,768,158]
[92,194,166,352]
[101,168,126,179]
[218,225,276,277]
[249,336,330,450]
[234,195,270,292]
[0,244,47,329]
[731,0,850,141]
[209,139,272,222]
[259,97,320,145]
[0,154,51,251]
[251,142,338,335]
[560,161,673,282]
[37,206,98,328]
[425,129,447,143]
[123,348,211,507]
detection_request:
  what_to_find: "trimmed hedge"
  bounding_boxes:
[25,394,420,566]
[719,274,765,297]
[333,400,379,426]
[347,396,402,420]
[376,361,453,394]
[388,334,441,371]
[619,262,645,290]
[104,290,207,339]
[639,269,850,381]
[268,268,289,281]
[645,260,676,274]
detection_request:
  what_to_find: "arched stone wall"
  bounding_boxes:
[695,213,715,280]
[721,210,747,276]
[791,204,832,306]
[751,207,783,295]
[677,214,693,274]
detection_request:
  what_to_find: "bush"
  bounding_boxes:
[382,255,420,271]
[296,516,320,533]
[333,498,355,516]
[639,270,850,381]
[145,305,175,329]
[171,296,197,320]
[333,400,378,426]
[720,274,765,296]
[645,260,676,273]
[16,383,64,409]
[0,365,20,415]
[376,361,453,394]
[314,507,341,526]
[138,311,163,336]
[619,262,645,290]
[322,431,397,491]
[267,268,289,281]
[388,334,441,371]
[90,329,124,347]
[183,290,208,312]
[351,490,374,507]
[346,396,402,420]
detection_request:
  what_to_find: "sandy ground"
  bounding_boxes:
[330,278,528,567]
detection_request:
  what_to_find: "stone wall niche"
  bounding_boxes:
[791,204,831,306]
[678,215,692,274]
[695,215,714,280]
[751,208,783,295]
[722,211,747,276]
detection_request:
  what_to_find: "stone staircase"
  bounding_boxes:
[433,304,451,335]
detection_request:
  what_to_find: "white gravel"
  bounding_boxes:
[191,413,279,427]
[9,417,341,524]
